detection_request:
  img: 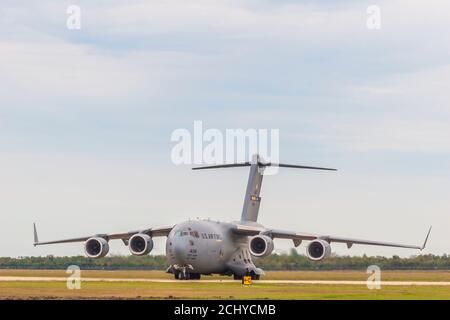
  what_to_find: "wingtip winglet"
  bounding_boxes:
[33,222,39,246]
[421,226,432,250]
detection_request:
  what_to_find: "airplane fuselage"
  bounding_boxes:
[166,219,261,277]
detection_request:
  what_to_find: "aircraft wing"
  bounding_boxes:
[232,224,432,250]
[33,223,173,246]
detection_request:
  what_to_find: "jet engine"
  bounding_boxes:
[129,233,154,256]
[306,239,331,261]
[84,237,109,258]
[249,235,274,257]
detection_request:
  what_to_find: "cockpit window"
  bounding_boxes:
[176,230,200,238]
[176,230,196,237]
[190,231,200,238]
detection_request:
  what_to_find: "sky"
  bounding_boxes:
[0,0,449,258]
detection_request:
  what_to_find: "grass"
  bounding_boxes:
[0,269,449,300]
[1,269,450,281]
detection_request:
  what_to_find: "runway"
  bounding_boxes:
[1,276,450,286]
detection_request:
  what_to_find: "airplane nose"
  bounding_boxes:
[173,238,189,264]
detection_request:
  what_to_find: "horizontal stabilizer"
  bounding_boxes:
[192,163,251,170]
[272,163,336,171]
[193,162,336,171]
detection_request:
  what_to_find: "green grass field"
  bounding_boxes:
[0,270,449,300]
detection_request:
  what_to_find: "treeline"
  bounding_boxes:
[257,250,450,270]
[1,251,449,270]
[0,250,450,270]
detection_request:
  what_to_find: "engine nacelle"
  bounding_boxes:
[129,233,154,256]
[84,237,109,258]
[249,235,274,257]
[306,239,331,261]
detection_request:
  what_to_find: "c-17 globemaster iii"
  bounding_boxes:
[33,155,431,280]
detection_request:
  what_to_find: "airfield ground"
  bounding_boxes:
[0,270,449,299]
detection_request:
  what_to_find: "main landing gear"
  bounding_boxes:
[233,273,260,280]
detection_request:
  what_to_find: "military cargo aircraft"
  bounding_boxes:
[33,155,431,280]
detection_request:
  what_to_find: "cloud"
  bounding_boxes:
[0,0,449,256]
[317,119,450,154]
[0,39,149,103]
[350,64,450,113]
[2,0,450,107]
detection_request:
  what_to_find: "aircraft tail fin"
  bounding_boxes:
[193,154,336,222]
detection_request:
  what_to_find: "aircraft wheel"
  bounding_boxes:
[249,271,260,280]
[176,272,186,280]
[190,273,201,280]
[233,274,242,280]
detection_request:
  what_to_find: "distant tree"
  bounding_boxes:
[1,253,449,270]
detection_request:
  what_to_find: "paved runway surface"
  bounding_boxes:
[1,276,450,286]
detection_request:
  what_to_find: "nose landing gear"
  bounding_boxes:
[168,264,201,280]
[176,271,201,280]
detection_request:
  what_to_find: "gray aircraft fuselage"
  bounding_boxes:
[166,219,261,276]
